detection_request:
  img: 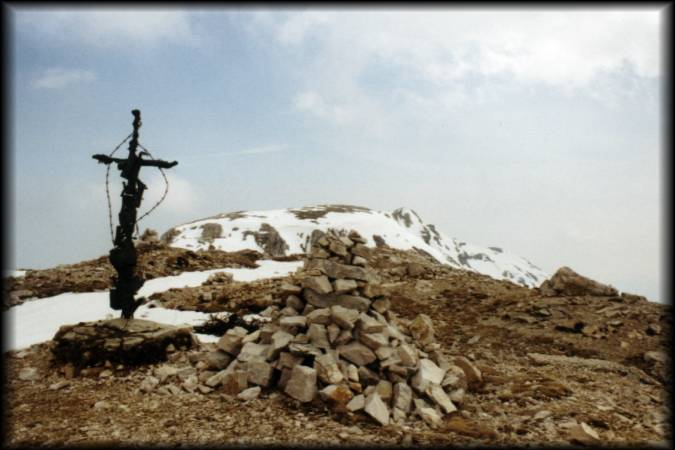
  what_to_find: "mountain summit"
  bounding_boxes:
[162,204,548,288]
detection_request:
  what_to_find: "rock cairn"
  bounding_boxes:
[195,229,480,427]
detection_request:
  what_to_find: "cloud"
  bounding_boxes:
[17,9,194,47]
[31,68,96,89]
[250,9,662,126]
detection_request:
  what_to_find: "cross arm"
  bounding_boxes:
[139,158,178,169]
[93,154,127,165]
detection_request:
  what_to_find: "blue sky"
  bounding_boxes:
[8,7,665,302]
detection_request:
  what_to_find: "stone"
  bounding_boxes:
[347,394,365,411]
[259,324,280,344]
[315,353,344,384]
[285,295,304,311]
[334,330,352,346]
[237,342,270,362]
[338,341,377,366]
[327,323,341,343]
[414,399,442,428]
[540,266,618,297]
[181,375,199,393]
[303,289,333,308]
[359,332,389,350]
[364,392,390,426]
[280,315,307,329]
[331,305,360,329]
[375,380,393,401]
[319,384,354,407]
[347,364,359,382]
[277,351,303,369]
[279,306,299,317]
[569,422,601,445]
[288,343,322,358]
[270,330,294,356]
[442,365,468,390]
[284,365,317,403]
[335,295,371,312]
[280,282,303,295]
[352,256,367,267]
[217,329,247,355]
[329,240,348,256]
[426,384,457,414]
[49,380,70,390]
[411,359,446,393]
[18,367,39,381]
[176,367,197,381]
[205,369,230,387]
[306,259,379,284]
[453,356,483,387]
[206,351,232,370]
[237,386,261,401]
[393,382,412,413]
[409,314,435,346]
[302,275,333,294]
[306,308,332,325]
[221,370,249,395]
[372,298,391,314]
[242,330,261,344]
[358,366,380,385]
[406,262,425,277]
[375,346,395,361]
[245,360,273,387]
[644,351,668,364]
[307,323,330,349]
[398,344,418,367]
[140,375,160,393]
[358,313,385,333]
[154,365,178,383]
[449,388,465,405]
[333,279,358,294]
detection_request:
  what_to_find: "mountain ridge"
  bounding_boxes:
[162,204,548,288]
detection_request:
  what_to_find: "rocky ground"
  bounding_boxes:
[3,236,262,309]
[3,235,671,447]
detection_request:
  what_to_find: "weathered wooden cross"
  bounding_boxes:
[92,110,178,318]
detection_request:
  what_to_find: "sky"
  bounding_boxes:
[7,6,667,302]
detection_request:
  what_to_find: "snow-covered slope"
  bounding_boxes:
[166,205,548,288]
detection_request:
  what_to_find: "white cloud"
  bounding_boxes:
[31,68,96,89]
[17,9,194,47]
[252,9,662,125]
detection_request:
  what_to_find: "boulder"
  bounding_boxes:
[331,305,360,329]
[319,384,354,407]
[347,394,365,411]
[540,266,618,297]
[307,323,330,349]
[245,360,273,387]
[364,392,390,426]
[426,384,457,414]
[314,353,344,384]
[338,341,377,366]
[333,279,358,294]
[409,314,435,346]
[237,386,261,401]
[393,382,412,413]
[284,365,317,403]
[302,275,333,295]
[411,359,446,393]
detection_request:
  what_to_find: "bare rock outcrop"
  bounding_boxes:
[539,266,618,297]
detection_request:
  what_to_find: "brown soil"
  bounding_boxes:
[3,246,671,446]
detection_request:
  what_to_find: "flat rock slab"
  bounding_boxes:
[51,318,198,368]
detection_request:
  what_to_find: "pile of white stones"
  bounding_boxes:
[200,229,482,427]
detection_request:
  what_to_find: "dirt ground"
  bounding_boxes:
[3,246,671,447]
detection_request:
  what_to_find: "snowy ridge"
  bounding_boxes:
[167,205,548,288]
